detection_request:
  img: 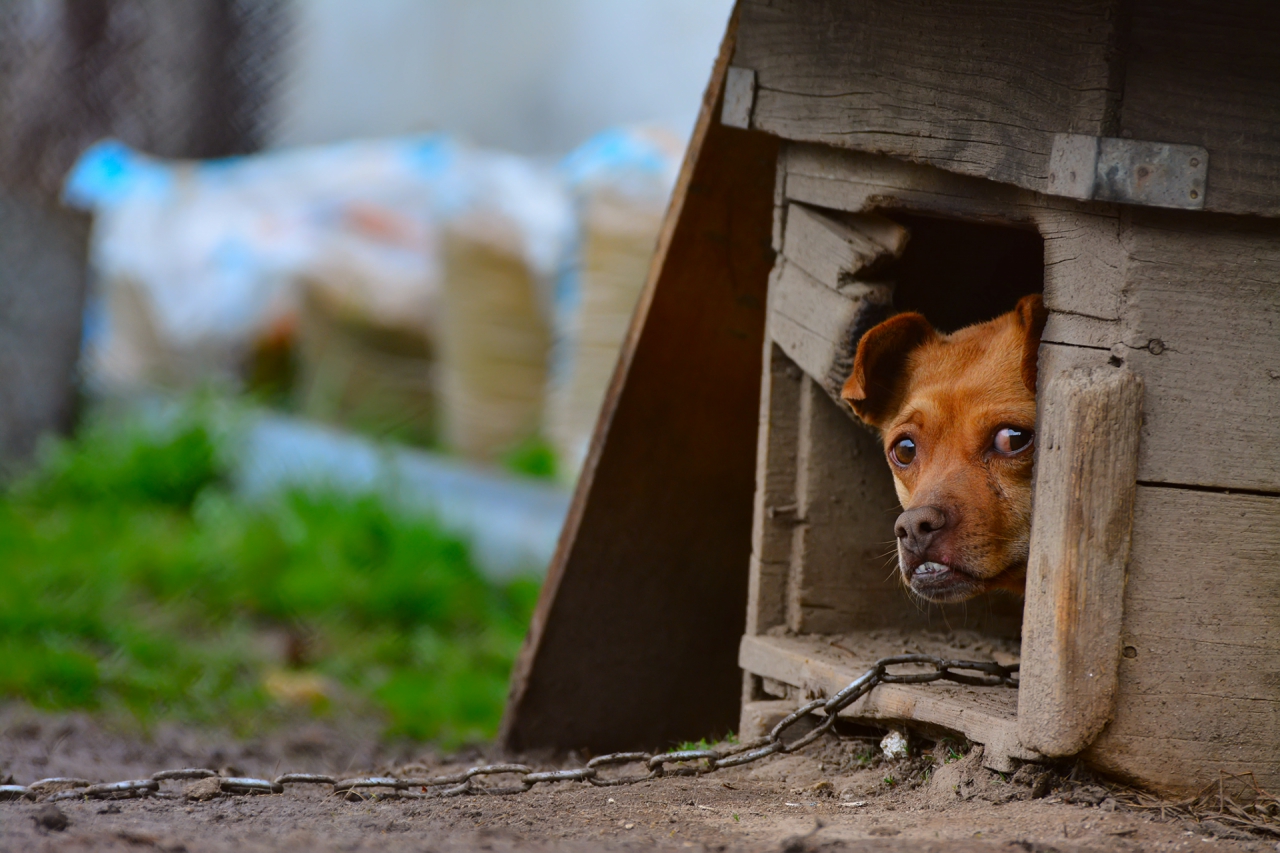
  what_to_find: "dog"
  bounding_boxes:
[841,294,1047,603]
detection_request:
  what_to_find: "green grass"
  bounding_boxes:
[0,407,539,746]
[674,733,737,752]
[500,435,559,481]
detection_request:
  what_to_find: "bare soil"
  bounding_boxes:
[1,706,1274,853]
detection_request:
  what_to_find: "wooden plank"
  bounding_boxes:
[739,699,802,741]
[499,9,781,753]
[1119,1,1280,217]
[768,259,892,403]
[734,0,1121,198]
[1115,211,1280,493]
[1019,367,1143,757]
[1046,210,1280,494]
[781,204,907,287]
[1085,486,1280,794]
[787,374,911,634]
[739,632,1039,771]
[769,200,903,412]
[745,339,802,637]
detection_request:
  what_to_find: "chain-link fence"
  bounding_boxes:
[0,0,287,468]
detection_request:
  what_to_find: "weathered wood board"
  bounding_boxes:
[768,260,891,406]
[734,0,1121,199]
[1019,367,1143,757]
[733,0,1280,217]
[1118,1,1280,217]
[500,11,779,753]
[781,204,907,286]
[1041,210,1280,495]
[746,340,802,637]
[785,373,917,634]
[740,631,1037,771]
[1085,486,1280,794]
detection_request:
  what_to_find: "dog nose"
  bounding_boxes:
[895,506,947,555]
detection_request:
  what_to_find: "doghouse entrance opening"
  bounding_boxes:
[882,211,1045,332]
[742,204,1045,767]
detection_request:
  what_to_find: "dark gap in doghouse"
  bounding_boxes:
[876,212,1045,333]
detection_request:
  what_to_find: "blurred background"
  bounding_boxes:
[0,0,732,746]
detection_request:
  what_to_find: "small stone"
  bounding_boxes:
[880,730,909,760]
[184,777,223,801]
[32,804,69,832]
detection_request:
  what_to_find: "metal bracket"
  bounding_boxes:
[1047,134,1208,210]
[721,67,756,130]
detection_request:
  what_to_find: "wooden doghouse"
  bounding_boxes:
[503,2,1279,796]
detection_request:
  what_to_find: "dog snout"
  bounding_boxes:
[895,505,947,556]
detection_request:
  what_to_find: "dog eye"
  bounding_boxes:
[889,437,916,466]
[994,427,1034,455]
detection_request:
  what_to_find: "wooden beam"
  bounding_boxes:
[768,203,904,407]
[1087,486,1280,794]
[499,6,781,752]
[1018,366,1143,757]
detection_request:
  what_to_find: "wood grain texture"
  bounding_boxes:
[1115,211,1280,493]
[746,340,803,637]
[739,632,1040,771]
[738,0,1280,216]
[1119,1,1280,217]
[500,10,780,753]
[1018,367,1143,757]
[768,259,892,404]
[1085,486,1280,794]
[787,374,908,634]
[781,204,907,287]
[1046,210,1280,494]
[734,0,1120,197]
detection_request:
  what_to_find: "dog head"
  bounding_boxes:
[841,294,1047,603]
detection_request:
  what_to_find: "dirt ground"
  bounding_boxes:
[1,706,1275,853]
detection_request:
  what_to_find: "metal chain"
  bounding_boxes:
[0,654,1017,804]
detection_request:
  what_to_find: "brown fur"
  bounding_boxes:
[842,294,1047,603]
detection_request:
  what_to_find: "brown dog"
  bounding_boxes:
[841,294,1047,603]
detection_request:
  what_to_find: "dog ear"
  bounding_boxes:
[841,312,936,427]
[1015,293,1049,393]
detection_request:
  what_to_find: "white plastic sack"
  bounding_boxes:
[546,125,682,478]
[432,148,575,462]
[63,135,456,389]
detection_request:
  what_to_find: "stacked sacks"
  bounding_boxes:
[63,136,452,444]
[547,127,682,480]
[435,151,573,463]
[64,130,679,476]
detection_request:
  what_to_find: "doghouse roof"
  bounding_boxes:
[728,0,1280,218]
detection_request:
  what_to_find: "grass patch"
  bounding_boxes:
[0,406,539,746]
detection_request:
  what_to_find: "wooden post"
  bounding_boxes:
[1018,365,1143,756]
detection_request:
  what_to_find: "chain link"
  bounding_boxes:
[1,655,1017,804]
